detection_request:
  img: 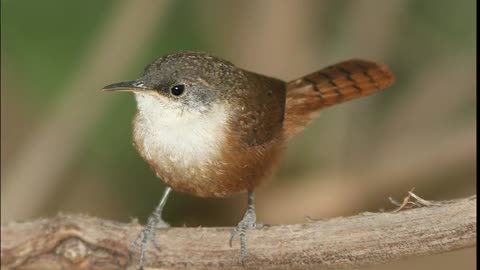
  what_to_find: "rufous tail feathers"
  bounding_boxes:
[283,59,395,138]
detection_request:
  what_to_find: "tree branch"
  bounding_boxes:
[1,196,476,270]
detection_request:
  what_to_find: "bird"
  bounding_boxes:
[102,51,395,268]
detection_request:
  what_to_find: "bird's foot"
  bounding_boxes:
[229,207,264,266]
[129,217,169,270]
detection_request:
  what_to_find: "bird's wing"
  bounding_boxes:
[235,71,286,146]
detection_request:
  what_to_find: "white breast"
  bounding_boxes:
[133,93,229,167]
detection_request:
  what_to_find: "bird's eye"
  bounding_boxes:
[170,84,185,96]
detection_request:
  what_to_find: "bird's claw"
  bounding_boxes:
[129,218,169,270]
[229,208,263,265]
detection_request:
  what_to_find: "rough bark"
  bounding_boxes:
[1,196,476,270]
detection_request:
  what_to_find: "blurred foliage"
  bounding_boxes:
[2,0,115,105]
[1,1,476,269]
[1,0,475,230]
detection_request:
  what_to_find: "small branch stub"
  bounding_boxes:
[1,196,476,270]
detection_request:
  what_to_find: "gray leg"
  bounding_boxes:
[230,192,263,265]
[130,186,172,270]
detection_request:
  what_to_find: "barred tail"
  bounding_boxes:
[283,59,395,138]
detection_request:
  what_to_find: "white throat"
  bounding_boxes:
[133,93,229,167]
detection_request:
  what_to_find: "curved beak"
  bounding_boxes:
[102,80,147,92]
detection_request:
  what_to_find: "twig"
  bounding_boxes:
[408,191,441,207]
[1,196,475,270]
[389,188,443,213]
[391,187,415,212]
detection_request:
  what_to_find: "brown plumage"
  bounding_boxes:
[108,52,394,198]
[103,51,395,267]
[284,59,395,138]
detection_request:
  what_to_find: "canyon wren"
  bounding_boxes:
[102,51,395,268]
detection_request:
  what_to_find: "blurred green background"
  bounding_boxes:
[1,0,476,269]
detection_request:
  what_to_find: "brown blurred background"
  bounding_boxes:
[1,0,476,269]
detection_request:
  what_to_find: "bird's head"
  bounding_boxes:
[103,51,245,121]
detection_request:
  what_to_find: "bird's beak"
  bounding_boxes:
[102,80,147,92]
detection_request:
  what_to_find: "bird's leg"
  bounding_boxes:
[229,191,263,265]
[130,186,173,270]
